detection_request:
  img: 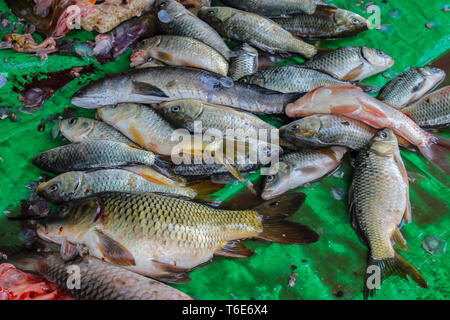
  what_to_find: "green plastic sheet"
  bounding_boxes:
[0,0,449,300]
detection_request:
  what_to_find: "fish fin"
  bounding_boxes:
[94,229,136,266]
[189,180,227,201]
[418,134,450,174]
[396,134,414,149]
[60,238,80,261]
[357,98,388,118]
[254,193,319,244]
[392,228,409,252]
[215,240,254,258]
[393,150,412,224]
[152,260,191,284]
[363,250,428,299]
[355,82,380,94]
[342,64,364,81]
[131,81,169,98]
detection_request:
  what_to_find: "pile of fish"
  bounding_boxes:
[1,0,449,300]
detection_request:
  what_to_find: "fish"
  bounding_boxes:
[280,114,413,150]
[301,46,394,81]
[59,117,136,145]
[240,66,379,94]
[71,66,300,114]
[229,43,259,81]
[198,6,317,58]
[285,85,450,173]
[261,147,347,200]
[172,162,258,180]
[10,252,192,300]
[32,140,157,174]
[154,0,232,59]
[220,0,319,16]
[378,67,445,108]
[402,86,450,129]
[36,169,197,203]
[349,128,428,299]
[272,5,369,39]
[130,35,229,76]
[280,114,377,150]
[36,192,319,282]
[156,99,276,133]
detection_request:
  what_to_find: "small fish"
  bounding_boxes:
[154,0,232,59]
[36,169,197,203]
[301,46,394,81]
[229,43,258,81]
[378,67,445,108]
[130,35,229,76]
[156,99,276,133]
[272,5,369,39]
[285,85,450,173]
[402,86,450,129]
[37,192,319,282]
[349,128,428,299]
[198,6,317,58]
[11,252,192,300]
[172,162,258,180]
[240,66,379,94]
[280,114,377,150]
[32,140,157,174]
[71,66,300,114]
[221,0,319,16]
[261,147,347,200]
[59,117,136,145]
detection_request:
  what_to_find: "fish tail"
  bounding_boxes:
[254,193,319,244]
[419,134,450,174]
[363,250,428,299]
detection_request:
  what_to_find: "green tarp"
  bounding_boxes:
[0,0,448,299]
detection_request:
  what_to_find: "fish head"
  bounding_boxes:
[59,117,95,141]
[138,36,162,51]
[334,9,369,30]
[155,0,185,23]
[370,128,398,156]
[419,66,446,84]
[280,116,323,147]
[98,103,141,123]
[36,172,83,203]
[37,198,102,245]
[71,76,128,108]
[156,99,203,131]
[198,6,233,24]
[285,86,334,117]
[261,162,292,200]
[361,47,394,69]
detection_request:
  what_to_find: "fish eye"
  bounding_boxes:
[378,131,387,139]
[170,105,181,113]
[158,1,168,9]
[207,10,215,17]
[376,49,386,56]
[266,175,275,182]
[68,118,77,125]
[49,184,58,192]
[350,17,360,25]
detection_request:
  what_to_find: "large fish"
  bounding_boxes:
[378,67,445,108]
[229,43,259,81]
[221,0,319,16]
[301,46,394,81]
[130,35,229,76]
[240,66,378,94]
[272,5,369,39]
[32,140,157,174]
[59,117,136,145]
[71,66,300,114]
[10,252,192,300]
[154,0,232,58]
[349,128,428,299]
[261,147,347,200]
[198,6,317,58]
[36,192,319,282]
[285,85,450,173]
[402,86,450,129]
[36,169,197,203]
